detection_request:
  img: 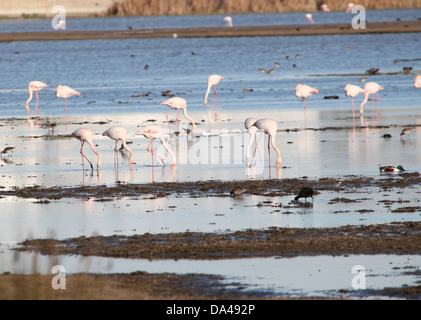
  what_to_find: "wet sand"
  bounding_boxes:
[1,20,420,42]
[4,173,421,299]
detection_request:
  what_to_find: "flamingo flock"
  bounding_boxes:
[22,71,416,176]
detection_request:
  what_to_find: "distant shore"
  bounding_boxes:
[1,19,420,42]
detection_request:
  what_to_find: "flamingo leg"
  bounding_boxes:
[177,109,180,133]
[35,92,39,112]
[268,136,271,168]
[80,142,94,170]
[65,98,67,115]
[249,132,263,167]
[114,141,119,166]
[147,139,166,165]
[375,94,381,115]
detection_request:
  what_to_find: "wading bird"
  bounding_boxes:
[360,82,383,115]
[55,85,81,113]
[25,81,49,112]
[295,84,319,112]
[161,97,196,133]
[102,126,134,166]
[246,118,281,168]
[294,187,314,202]
[71,128,101,171]
[137,125,176,167]
[204,74,225,106]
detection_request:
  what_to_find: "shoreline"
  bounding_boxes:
[1,20,421,42]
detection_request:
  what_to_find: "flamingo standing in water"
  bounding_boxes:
[344,84,367,113]
[246,118,282,168]
[137,125,176,167]
[360,82,384,115]
[102,126,134,166]
[305,13,314,24]
[244,118,258,167]
[71,128,101,171]
[414,75,421,88]
[224,16,233,27]
[204,74,225,106]
[160,97,197,133]
[25,81,49,112]
[295,84,319,112]
[55,85,81,113]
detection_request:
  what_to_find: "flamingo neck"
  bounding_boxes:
[270,135,282,166]
[122,140,134,165]
[160,137,176,166]
[26,89,33,111]
[182,108,196,131]
[87,139,101,169]
[246,127,257,166]
[204,85,212,105]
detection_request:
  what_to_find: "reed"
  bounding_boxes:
[106,0,421,16]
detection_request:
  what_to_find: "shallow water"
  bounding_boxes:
[1,10,421,298]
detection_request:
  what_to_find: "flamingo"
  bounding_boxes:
[414,75,421,88]
[360,82,384,115]
[71,128,101,171]
[344,84,367,112]
[25,81,49,112]
[295,84,319,112]
[204,74,225,106]
[55,85,81,113]
[224,16,233,27]
[244,117,258,167]
[346,3,355,12]
[247,118,282,168]
[305,13,314,24]
[320,4,330,12]
[160,97,197,133]
[102,126,134,166]
[137,125,176,167]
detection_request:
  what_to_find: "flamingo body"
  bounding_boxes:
[204,74,225,106]
[414,75,421,88]
[295,84,319,111]
[102,126,134,165]
[56,85,81,113]
[161,97,196,131]
[224,16,233,27]
[26,81,49,112]
[137,125,176,167]
[71,128,101,171]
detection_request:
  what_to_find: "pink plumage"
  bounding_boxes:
[55,85,81,113]
[25,81,49,112]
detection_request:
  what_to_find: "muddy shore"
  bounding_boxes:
[1,20,420,42]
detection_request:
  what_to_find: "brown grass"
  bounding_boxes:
[106,0,421,16]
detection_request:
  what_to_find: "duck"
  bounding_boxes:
[230,186,247,196]
[379,165,405,172]
[294,187,314,202]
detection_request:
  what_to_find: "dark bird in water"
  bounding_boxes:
[379,165,405,172]
[366,68,379,75]
[1,147,15,157]
[294,187,314,202]
[230,186,246,196]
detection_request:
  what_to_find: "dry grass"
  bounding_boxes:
[106,0,421,16]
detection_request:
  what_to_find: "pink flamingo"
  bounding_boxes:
[102,126,134,166]
[246,118,282,168]
[295,84,319,112]
[360,82,384,115]
[160,97,197,133]
[25,81,49,112]
[305,13,314,24]
[414,75,421,88]
[244,117,258,167]
[71,128,101,171]
[137,125,176,168]
[346,3,355,12]
[344,84,367,112]
[224,16,233,27]
[55,85,81,113]
[204,74,225,106]
[320,4,330,12]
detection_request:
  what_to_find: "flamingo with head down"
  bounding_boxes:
[25,81,49,112]
[160,97,196,133]
[102,126,134,166]
[204,74,225,106]
[137,125,176,168]
[71,128,101,171]
[360,82,383,115]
